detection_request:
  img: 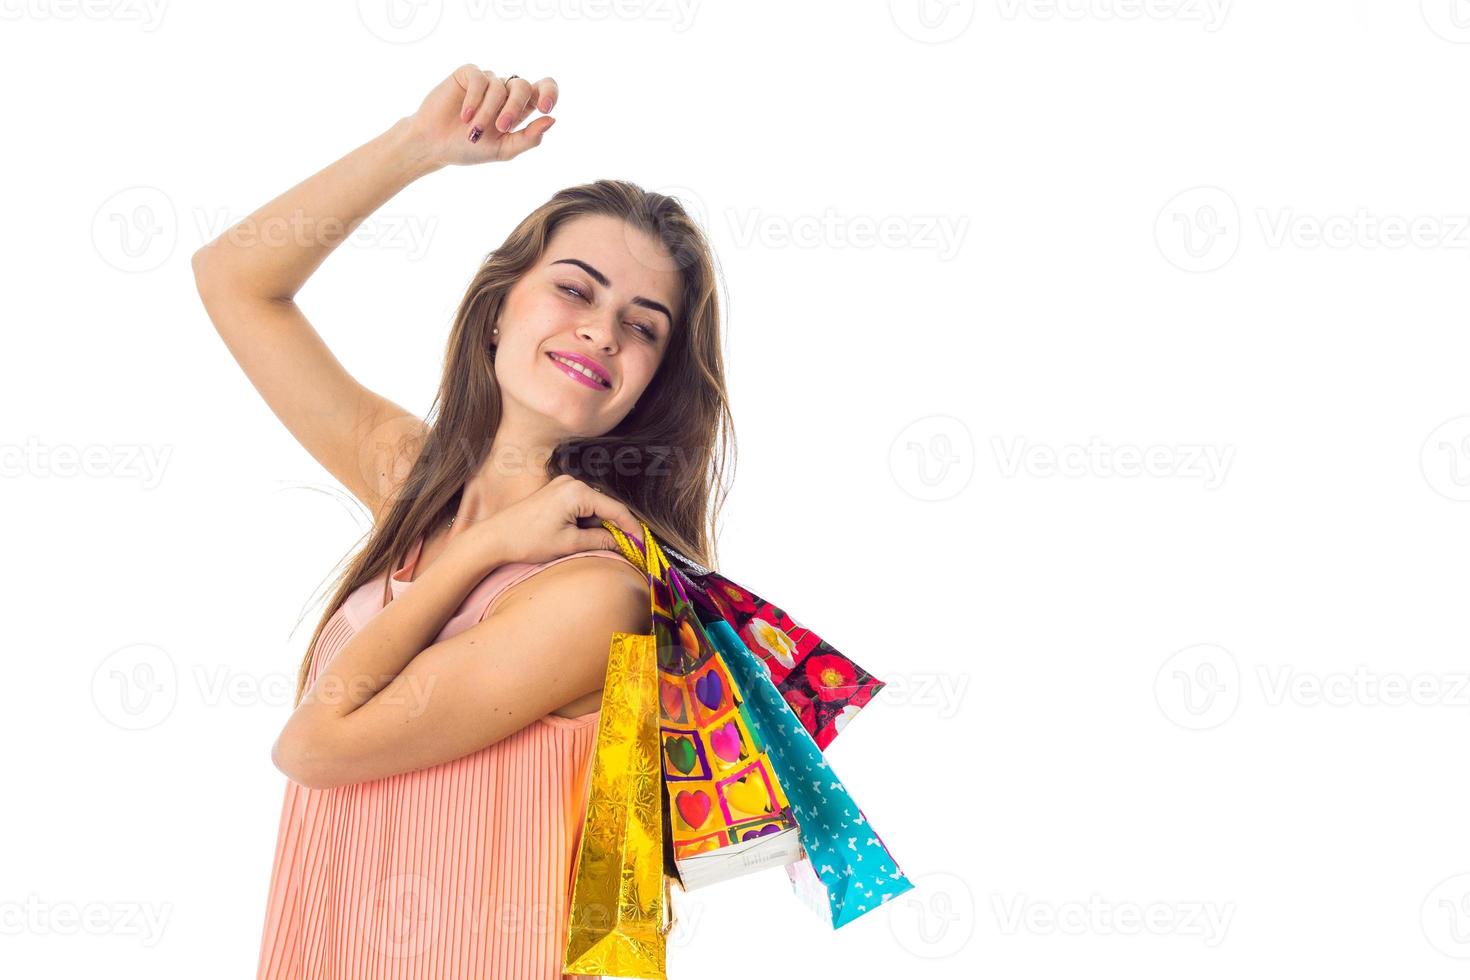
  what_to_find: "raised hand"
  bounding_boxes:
[406,64,559,168]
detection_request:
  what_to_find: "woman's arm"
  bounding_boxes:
[190,119,441,521]
[272,547,648,790]
[190,66,558,522]
[273,476,645,790]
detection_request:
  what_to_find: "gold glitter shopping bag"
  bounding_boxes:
[562,521,679,979]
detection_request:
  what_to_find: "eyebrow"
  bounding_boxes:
[550,258,675,330]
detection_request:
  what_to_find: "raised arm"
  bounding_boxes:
[190,66,558,522]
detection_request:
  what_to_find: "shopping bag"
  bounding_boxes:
[706,617,915,927]
[561,557,674,978]
[655,540,887,751]
[641,526,805,880]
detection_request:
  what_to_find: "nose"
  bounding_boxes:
[577,315,618,353]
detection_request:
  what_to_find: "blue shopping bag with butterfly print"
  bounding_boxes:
[704,618,914,927]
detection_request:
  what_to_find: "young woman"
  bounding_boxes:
[192,64,733,979]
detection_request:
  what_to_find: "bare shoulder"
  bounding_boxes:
[485,551,648,630]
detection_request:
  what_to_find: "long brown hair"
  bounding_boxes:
[290,179,734,707]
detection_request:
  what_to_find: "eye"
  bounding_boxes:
[560,284,658,341]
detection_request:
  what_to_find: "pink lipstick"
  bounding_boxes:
[546,351,611,390]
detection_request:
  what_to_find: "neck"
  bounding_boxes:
[447,427,564,535]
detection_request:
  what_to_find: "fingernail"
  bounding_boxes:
[468,127,482,143]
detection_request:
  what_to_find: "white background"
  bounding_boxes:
[4,0,1470,977]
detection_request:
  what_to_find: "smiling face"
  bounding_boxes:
[492,213,682,439]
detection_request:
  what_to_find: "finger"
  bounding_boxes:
[575,484,642,545]
[531,76,559,114]
[496,115,555,160]
[468,72,509,143]
[458,68,489,124]
[582,527,622,554]
[496,77,537,133]
[597,498,643,547]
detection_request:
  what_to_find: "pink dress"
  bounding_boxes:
[256,534,629,980]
